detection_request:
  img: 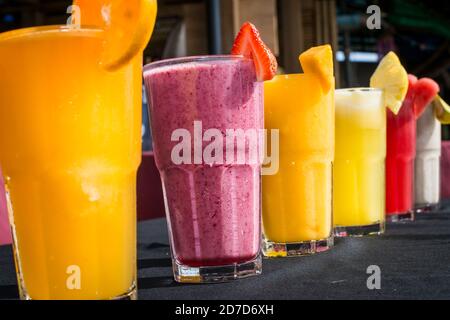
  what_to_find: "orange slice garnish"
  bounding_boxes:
[74,0,157,71]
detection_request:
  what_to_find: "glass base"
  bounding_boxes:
[415,203,440,213]
[173,254,262,283]
[262,236,334,258]
[22,283,137,300]
[113,285,138,300]
[387,211,415,223]
[334,222,385,238]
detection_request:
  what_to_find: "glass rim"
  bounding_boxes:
[143,55,252,74]
[269,73,336,81]
[0,25,103,42]
[336,87,383,93]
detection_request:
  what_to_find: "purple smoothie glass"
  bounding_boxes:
[143,56,263,283]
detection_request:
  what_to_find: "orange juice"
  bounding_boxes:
[0,26,142,299]
[263,73,334,256]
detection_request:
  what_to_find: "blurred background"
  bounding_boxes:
[0,0,449,143]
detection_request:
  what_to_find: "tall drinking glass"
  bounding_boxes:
[334,88,386,237]
[442,141,450,199]
[415,106,441,211]
[262,74,334,257]
[144,56,263,283]
[0,26,142,300]
[0,169,11,245]
[386,93,416,221]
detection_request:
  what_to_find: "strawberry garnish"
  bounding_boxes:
[231,22,278,81]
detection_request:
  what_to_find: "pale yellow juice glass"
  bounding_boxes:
[263,74,334,257]
[0,26,142,300]
[333,88,386,237]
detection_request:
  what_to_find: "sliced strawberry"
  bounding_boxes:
[413,77,440,119]
[231,22,278,81]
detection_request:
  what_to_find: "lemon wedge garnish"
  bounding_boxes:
[434,95,450,124]
[370,51,408,114]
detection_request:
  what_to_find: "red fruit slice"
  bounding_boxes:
[231,22,278,81]
[413,78,440,119]
[408,74,418,84]
[405,74,418,101]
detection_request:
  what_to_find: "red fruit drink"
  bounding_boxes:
[386,94,416,220]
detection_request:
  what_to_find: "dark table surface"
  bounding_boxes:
[1,201,450,300]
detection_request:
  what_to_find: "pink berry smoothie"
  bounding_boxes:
[144,56,263,267]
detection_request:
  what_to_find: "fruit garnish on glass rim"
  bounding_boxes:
[404,74,418,110]
[408,74,418,91]
[433,95,450,124]
[299,45,334,94]
[73,0,157,71]
[72,0,105,26]
[370,51,408,115]
[412,77,440,119]
[231,22,278,81]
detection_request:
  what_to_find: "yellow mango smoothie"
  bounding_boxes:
[262,45,335,257]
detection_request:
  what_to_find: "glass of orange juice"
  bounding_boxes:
[0,1,156,300]
[262,46,335,257]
